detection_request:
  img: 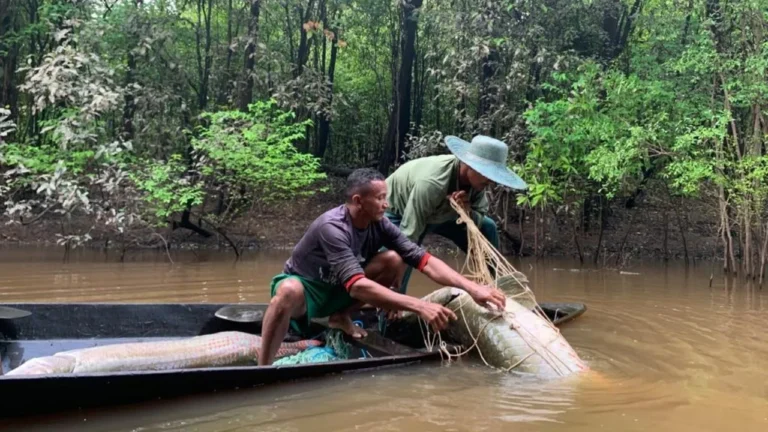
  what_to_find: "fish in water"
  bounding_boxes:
[5,331,321,376]
[404,287,588,379]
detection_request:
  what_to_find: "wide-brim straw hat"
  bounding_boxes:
[445,135,528,190]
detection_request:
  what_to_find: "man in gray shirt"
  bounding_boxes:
[258,168,506,366]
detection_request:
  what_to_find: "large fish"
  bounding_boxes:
[404,287,588,379]
[5,331,321,376]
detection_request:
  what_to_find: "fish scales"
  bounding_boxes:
[408,287,588,379]
[5,331,321,376]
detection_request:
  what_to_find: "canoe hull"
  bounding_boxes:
[0,300,586,417]
[0,302,444,417]
[0,349,432,417]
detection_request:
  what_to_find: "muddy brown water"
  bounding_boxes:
[0,245,767,432]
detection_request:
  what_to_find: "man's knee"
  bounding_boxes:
[480,216,498,232]
[480,216,500,247]
[271,278,305,312]
[378,250,404,269]
[366,250,405,288]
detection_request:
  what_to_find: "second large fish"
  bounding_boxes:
[5,331,321,375]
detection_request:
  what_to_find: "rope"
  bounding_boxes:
[413,197,580,376]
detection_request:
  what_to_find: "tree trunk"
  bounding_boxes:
[315,24,338,158]
[720,186,736,274]
[195,0,214,111]
[293,0,315,78]
[284,2,295,64]
[593,197,606,264]
[378,0,423,174]
[674,200,690,265]
[572,212,584,264]
[681,0,694,45]
[237,0,260,112]
[293,0,316,153]
[412,39,427,136]
[122,0,144,141]
[602,0,643,63]
[759,222,768,286]
[662,210,669,262]
[478,48,498,134]
[615,212,634,267]
[394,0,421,160]
[0,0,19,124]
[217,0,234,106]
[744,209,752,277]
[518,208,525,256]
[122,49,137,140]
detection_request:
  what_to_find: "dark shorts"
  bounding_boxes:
[270,273,357,336]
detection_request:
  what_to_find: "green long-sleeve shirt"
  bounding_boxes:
[385,154,489,242]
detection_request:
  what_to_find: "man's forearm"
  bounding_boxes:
[348,278,425,313]
[421,256,478,294]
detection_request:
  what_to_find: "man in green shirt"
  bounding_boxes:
[385,135,528,294]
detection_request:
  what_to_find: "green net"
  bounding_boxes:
[273,329,353,365]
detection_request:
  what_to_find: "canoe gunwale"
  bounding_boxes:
[0,343,443,380]
[0,300,586,417]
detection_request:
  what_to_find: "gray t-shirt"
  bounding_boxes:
[284,205,429,288]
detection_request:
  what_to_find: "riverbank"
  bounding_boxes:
[0,177,722,267]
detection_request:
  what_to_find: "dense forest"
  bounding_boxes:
[1,0,767,278]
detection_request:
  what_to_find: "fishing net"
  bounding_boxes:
[272,329,353,365]
[416,197,571,374]
[448,196,547,315]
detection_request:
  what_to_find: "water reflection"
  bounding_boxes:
[0,246,767,432]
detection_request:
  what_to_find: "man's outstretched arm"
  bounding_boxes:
[419,256,506,311]
[347,277,457,332]
[380,210,506,312]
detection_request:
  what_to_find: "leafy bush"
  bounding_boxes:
[191,99,327,203]
[131,99,327,230]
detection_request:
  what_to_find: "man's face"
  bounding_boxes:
[467,166,492,191]
[356,180,389,221]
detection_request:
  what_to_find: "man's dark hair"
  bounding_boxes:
[346,168,385,201]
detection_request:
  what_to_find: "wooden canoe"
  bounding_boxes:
[0,301,586,417]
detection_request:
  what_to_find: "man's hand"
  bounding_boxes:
[465,283,506,311]
[449,190,470,212]
[417,301,458,332]
[349,278,456,330]
[378,308,403,321]
[421,257,509,312]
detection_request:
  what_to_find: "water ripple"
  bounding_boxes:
[2,252,768,432]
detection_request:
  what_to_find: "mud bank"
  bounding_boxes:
[0,179,721,266]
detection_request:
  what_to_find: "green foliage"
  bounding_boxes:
[129,100,326,226]
[190,99,327,203]
[520,62,658,208]
[5,0,768,264]
[520,31,754,208]
[130,154,205,224]
[662,111,728,196]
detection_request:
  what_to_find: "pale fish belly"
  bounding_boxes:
[5,331,321,376]
[415,287,588,379]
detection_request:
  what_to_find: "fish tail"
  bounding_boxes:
[5,355,76,376]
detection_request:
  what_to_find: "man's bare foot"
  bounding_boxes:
[328,313,368,338]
